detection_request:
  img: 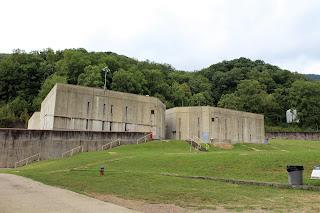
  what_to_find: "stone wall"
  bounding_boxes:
[266,132,320,141]
[0,128,151,168]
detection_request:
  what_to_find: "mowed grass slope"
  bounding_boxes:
[3,140,320,212]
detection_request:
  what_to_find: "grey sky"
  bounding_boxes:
[1,0,320,74]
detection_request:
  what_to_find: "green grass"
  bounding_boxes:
[3,139,320,212]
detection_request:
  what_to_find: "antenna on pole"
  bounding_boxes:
[103,67,110,91]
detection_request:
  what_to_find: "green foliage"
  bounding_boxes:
[77,65,104,88]
[55,49,91,84]
[111,69,136,93]
[0,97,29,127]
[218,79,267,113]
[0,53,10,60]
[304,74,320,82]
[32,73,67,111]
[289,81,320,129]
[0,48,318,131]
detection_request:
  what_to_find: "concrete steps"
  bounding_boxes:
[185,140,208,152]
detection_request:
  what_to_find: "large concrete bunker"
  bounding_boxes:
[28,83,166,139]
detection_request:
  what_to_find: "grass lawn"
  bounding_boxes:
[2,139,320,212]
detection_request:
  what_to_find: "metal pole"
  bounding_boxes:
[103,67,109,91]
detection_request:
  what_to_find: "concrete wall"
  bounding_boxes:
[166,106,265,143]
[39,84,57,130]
[29,83,166,139]
[266,132,320,141]
[0,129,151,168]
[27,112,40,129]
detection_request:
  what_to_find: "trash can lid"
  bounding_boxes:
[286,165,304,172]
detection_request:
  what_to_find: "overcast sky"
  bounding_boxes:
[1,0,320,74]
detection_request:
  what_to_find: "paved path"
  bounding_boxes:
[0,173,139,213]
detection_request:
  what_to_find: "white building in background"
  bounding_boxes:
[286,109,299,123]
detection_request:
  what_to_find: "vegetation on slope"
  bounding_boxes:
[304,74,320,82]
[3,140,320,211]
[0,48,319,131]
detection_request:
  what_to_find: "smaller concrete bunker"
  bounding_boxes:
[165,106,265,143]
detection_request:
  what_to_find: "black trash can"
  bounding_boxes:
[286,165,304,185]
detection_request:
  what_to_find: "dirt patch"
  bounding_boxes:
[212,144,234,149]
[108,152,118,155]
[87,193,271,213]
[165,153,198,155]
[87,193,186,213]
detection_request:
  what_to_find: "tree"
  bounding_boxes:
[55,49,91,84]
[189,74,211,94]
[77,65,104,88]
[0,97,29,128]
[111,69,136,93]
[218,79,267,113]
[32,73,68,111]
[170,82,186,107]
[289,81,320,129]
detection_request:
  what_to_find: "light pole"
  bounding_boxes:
[103,67,110,91]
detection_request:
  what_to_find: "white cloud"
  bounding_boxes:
[1,0,320,74]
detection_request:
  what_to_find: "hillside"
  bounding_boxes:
[0,48,319,131]
[2,140,320,212]
[304,74,320,82]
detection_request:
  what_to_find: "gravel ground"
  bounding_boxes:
[0,173,139,213]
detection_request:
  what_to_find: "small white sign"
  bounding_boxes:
[310,166,320,180]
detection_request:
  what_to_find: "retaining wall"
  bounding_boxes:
[0,128,151,168]
[266,132,320,141]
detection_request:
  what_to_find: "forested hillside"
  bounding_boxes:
[0,48,319,131]
[304,74,320,82]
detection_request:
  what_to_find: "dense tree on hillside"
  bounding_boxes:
[304,74,320,82]
[0,48,318,131]
[289,81,320,130]
[32,73,68,111]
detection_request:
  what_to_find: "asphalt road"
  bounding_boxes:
[0,173,139,213]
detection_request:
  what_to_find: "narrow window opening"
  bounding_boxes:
[198,117,200,126]
[111,105,113,114]
[151,110,155,114]
[102,121,105,131]
[87,102,90,113]
[179,131,181,140]
[212,117,215,122]
[125,106,128,116]
[179,118,181,126]
[125,123,127,131]
[198,131,200,138]
[103,104,106,114]
[86,119,89,130]
[110,122,112,131]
